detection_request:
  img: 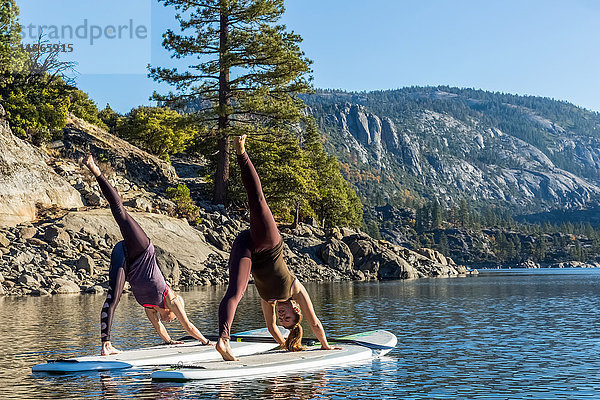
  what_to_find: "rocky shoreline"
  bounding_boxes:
[0,110,477,298]
[0,209,476,297]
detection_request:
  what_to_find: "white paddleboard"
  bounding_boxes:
[32,327,285,373]
[151,330,397,381]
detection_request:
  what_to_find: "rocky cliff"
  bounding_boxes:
[61,115,177,186]
[304,88,600,211]
[0,105,83,226]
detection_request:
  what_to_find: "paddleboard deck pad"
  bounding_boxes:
[32,327,285,373]
[151,330,396,381]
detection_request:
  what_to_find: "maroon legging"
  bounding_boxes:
[96,174,150,342]
[218,152,281,339]
[97,174,150,262]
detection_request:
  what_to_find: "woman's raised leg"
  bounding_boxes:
[84,155,149,263]
[234,135,281,252]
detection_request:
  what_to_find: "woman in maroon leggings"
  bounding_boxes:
[216,135,340,361]
[84,156,209,355]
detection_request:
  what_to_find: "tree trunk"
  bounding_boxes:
[213,135,230,204]
[213,2,231,205]
[292,202,300,229]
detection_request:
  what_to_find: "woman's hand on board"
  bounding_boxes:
[320,343,343,351]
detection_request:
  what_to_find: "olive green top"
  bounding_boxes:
[251,240,296,301]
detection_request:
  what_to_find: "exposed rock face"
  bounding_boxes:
[319,239,354,272]
[332,104,383,164]
[283,225,471,282]
[154,245,181,286]
[0,105,84,226]
[304,89,600,210]
[61,115,177,186]
[381,117,422,175]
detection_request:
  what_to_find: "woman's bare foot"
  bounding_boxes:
[84,155,101,177]
[101,341,122,356]
[216,338,239,361]
[233,135,247,156]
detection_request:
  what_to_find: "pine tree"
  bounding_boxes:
[0,0,26,73]
[229,133,314,223]
[150,0,312,204]
[437,232,450,255]
[98,104,121,134]
[431,200,442,229]
[225,115,362,228]
[458,198,470,228]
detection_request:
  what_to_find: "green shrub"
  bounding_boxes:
[117,107,195,162]
[166,183,201,225]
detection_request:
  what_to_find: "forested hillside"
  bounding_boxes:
[303,87,600,212]
[303,87,600,265]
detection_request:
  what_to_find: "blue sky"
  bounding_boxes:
[16,0,600,113]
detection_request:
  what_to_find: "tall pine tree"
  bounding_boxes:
[150,0,312,204]
[0,0,26,73]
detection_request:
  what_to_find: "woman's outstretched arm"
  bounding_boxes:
[166,294,209,344]
[261,299,286,346]
[144,307,178,344]
[291,281,341,351]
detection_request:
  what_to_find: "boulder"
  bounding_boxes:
[26,237,47,247]
[329,227,343,240]
[319,239,354,272]
[0,117,83,226]
[346,237,376,259]
[13,252,34,265]
[0,233,9,248]
[417,248,448,266]
[18,274,39,286]
[43,226,71,246]
[379,256,416,279]
[284,235,326,264]
[344,234,420,279]
[132,197,153,212]
[340,227,358,238]
[84,192,103,207]
[76,254,96,275]
[155,245,181,287]
[51,278,81,294]
[85,285,105,294]
[206,229,231,252]
[18,226,37,240]
[518,259,540,268]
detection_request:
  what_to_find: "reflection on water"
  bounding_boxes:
[3,269,600,398]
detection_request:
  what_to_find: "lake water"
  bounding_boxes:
[3,269,600,399]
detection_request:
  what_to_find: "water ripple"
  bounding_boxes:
[4,269,600,398]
